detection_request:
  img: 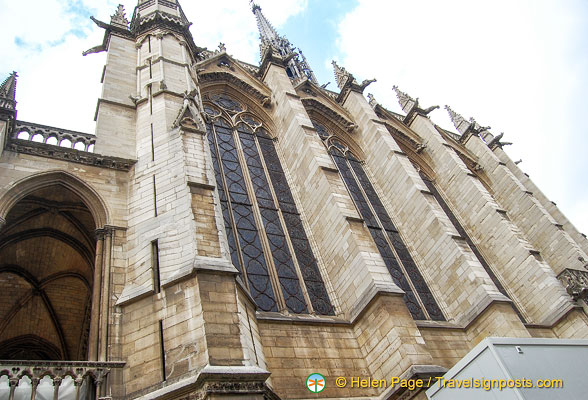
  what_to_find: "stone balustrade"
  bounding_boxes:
[13,121,96,153]
[0,360,124,400]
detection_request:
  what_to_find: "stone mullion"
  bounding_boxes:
[8,378,17,400]
[210,122,249,288]
[232,125,287,313]
[88,229,105,361]
[99,228,113,362]
[253,134,315,314]
[345,155,432,320]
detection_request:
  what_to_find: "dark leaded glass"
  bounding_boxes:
[206,119,277,312]
[312,121,330,140]
[259,134,335,316]
[282,211,335,316]
[317,120,444,321]
[238,127,308,314]
[210,94,243,113]
[349,159,397,232]
[258,136,298,214]
[205,103,334,316]
[330,151,379,229]
[369,227,426,320]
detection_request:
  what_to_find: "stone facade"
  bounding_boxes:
[1,1,588,399]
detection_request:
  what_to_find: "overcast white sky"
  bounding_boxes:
[1,0,587,234]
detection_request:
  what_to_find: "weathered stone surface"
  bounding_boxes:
[1,3,587,400]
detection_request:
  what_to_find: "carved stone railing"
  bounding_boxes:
[13,121,96,153]
[0,360,124,400]
[558,268,588,301]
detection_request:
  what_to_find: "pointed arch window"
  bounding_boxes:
[313,121,445,321]
[204,94,334,316]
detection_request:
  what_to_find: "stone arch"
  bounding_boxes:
[0,170,110,230]
[308,117,366,162]
[0,171,107,361]
[200,75,275,134]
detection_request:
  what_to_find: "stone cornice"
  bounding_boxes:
[198,71,270,107]
[378,118,424,152]
[5,139,136,171]
[301,98,356,133]
[94,98,136,121]
[130,365,272,400]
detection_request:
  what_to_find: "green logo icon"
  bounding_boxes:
[306,373,326,393]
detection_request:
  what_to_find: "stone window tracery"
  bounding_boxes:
[313,121,445,321]
[204,94,334,316]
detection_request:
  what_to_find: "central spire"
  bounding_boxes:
[251,2,318,85]
[251,2,280,45]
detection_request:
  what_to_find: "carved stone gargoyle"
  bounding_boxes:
[558,269,588,301]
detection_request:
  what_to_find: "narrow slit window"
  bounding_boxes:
[153,174,158,217]
[152,240,161,293]
[158,320,166,381]
[151,123,155,161]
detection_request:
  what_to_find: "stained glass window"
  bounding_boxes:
[204,95,334,315]
[313,121,445,321]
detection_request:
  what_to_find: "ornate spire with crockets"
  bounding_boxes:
[251,1,318,85]
[332,60,352,89]
[445,105,471,136]
[251,1,280,45]
[392,85,418,115]
[110,4,129,29]
[0,72,18,119]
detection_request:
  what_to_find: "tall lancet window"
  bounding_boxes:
[204,94,334,316]
[313,121,445,321]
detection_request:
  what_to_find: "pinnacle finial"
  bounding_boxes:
[392,85,417,114]
[250,0,261,13]
[111,4,129,28]
[0,72,18,101]
[332,60,352,89]
[445,105,472,135]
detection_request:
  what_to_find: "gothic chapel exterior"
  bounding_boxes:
[1,1,588,399]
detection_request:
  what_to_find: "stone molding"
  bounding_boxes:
[131,365,271,400]
[301,98,356,133]
[6,139,135,171]
[377,365,447,400]
[199,71,270,107]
